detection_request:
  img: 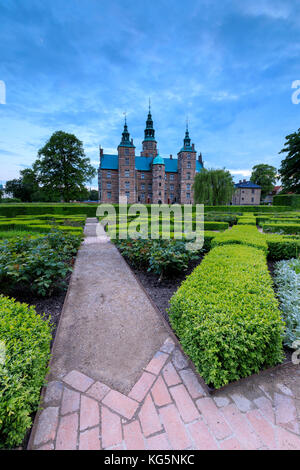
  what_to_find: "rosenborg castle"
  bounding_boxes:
[98,108,204,204]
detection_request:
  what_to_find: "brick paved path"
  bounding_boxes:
[28,220,300,450]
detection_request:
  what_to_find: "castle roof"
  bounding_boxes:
[152,155,165,165]
[100,154,203,173]
[235,181,261,189]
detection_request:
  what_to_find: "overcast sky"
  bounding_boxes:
[0,0,300,188]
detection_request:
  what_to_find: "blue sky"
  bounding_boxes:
[0,0,300,188]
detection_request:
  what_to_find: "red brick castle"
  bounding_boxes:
[98,107,204,204]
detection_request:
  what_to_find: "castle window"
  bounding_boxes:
[148,184,152,190]
[187,183,190,190]
[125,181,130,189]
[141,173,145,179]
[125,191,130,198]
[159,191,161,196]
[187,162,191,169]
[187,192,190,199]
[251,197,254,202]
[107,171,111,178]
[159,182,161,187]
[187,172,191,180]
[141,183,145,190]
[170,174,174,181]
[170,184,174,190]
[187,154,191,159]
[125,170,130,177]
[252,189,255,194]
[107,191,111,199]
[107,182,111,189]
[125,157,130,165]
[125,148,129,155]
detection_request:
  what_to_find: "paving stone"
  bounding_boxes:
[196,398,232,441]
[34,407,59,446]
[187,419,218,450]
[169,384,200,423]
[213,395,230,408]
[63,370,94,393]
[274,393,299,434]
[229,392,253,413]
[253,396,275,424]
[247,409,277,449]
[101,406,122,448]
[124,420,145,450]
[37,442,55,450]
[61,388,80,415]
[277,383,294,397]
[102,390,138,420]
[128,371,156,402]
[80,395,100,431]
[162,362,181,387]
[86,381,110,402]
[144,351,169,375]
[139,394,162,437]
[43,381,63,405]
[146,432,172,450]
[56,413,78,450]
[159,404,191,450]
[219,437,244,450]
[275,426,300,450]
[79,427,101,450]
[222,404,262,450]
[160,337,175,354]
[179,369,206,399]
[151,376,172,407]
[172,348,188,370]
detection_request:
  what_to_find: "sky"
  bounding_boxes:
[0,0,300,188]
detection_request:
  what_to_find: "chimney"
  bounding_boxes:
[239,180,242,183]
[99,146,103,157]
[243,179,246,183]
[170,154,173,159]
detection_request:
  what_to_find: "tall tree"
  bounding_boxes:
[5,168,43,202]
[250,164,277,200]
[279,129,300,193]
[34,131,96,202]
[193,168,235,205]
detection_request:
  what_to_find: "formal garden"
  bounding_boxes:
[0,196,299,448]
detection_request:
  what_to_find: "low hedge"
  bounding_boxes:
[211,225,268,253]
[0,295,52,448]
[273,194,300,208]
[266,234,300,260]
[263,223,300,235]
[0,221,83,234]
[169,244,285,388]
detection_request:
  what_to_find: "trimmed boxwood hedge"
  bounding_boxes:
[211,224,268,252]
[273,194,300,208]
[263,223,300,235]
[266,234,300,260]
[169,244,285,388]
[0,295,52,448]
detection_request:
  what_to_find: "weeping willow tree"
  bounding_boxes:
[193,168,235,205]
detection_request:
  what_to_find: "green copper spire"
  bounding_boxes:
[120,114,135,147]
[144,100,156,141]
[183,121,191,149]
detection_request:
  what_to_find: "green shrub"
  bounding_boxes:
[263,223,300,235]
[211,224,268,252]
[0,230,82,296]
[273,195,300,208]
[0,295,52,448]
[266,234,300,260]
[169,245,285,388]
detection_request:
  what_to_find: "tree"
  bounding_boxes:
[88,189,99,201]
[279,129,300,193]
[33,131,96,202]
[193,168,235,205]
[5,168,42,202]
[250,164,277,200]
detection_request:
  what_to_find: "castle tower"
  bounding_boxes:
[177,124,196,204]
[152,154,165,204]
[118,117,136,203]
[141,102,158,158]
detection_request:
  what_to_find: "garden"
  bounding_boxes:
[0,202,300,448]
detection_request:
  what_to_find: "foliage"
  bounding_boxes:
[273,194,300,208]
[193,168,235,205]
[115,238,200,280]
[211,224,268,252]
[274,259,300,347]
[266,234,300,260]
[250,164,278,200]
[0,295,52,448]
[263,223,300,235]
[279,129,300,193]
[0,230,81,296]
[169,245,285,388]
[33,131,96,202]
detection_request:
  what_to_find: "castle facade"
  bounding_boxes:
[98,108,203,204]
